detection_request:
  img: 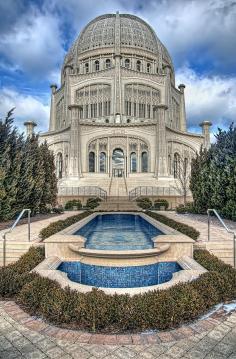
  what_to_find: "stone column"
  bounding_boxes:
[68,105,82,178]
[64,65,73,126]
[178,84,187,132]
[155,104,169,178]
[113,11,122,120]
[49,84,57,131]
[24,121,37,137]
[200,121,212,149]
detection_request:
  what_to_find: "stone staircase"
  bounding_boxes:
[98,196,139,211]
[205,241,234,266]
[0,240,33,266]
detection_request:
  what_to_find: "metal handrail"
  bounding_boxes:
[207,208,236,268]
[2,209,31,267]
[58,186,107,201]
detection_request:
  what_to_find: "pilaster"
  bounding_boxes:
[155,104,169,178]
[68,105,82,178]
[200,121,212,149]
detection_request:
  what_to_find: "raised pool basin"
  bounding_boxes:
[74,213,164,250]
[58,261,182,288]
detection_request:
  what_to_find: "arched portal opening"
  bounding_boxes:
[112,148,125,177]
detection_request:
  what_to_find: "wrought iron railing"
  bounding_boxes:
[129,186,179,200]
[2,209,31,267]
[207,209,236,268]
[58,186,107,200]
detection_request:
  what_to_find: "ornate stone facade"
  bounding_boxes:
[37,12,212,197]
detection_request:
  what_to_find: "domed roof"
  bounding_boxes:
[64,13,173,70]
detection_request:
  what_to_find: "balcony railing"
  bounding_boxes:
[129,186,180,200]
[58,186,107,200]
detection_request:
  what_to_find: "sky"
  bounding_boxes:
[0,0,235,140]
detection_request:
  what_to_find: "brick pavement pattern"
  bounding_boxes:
[0,301,236,359]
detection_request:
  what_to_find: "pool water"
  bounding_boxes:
[58,261,182,288]
[74,214,163,250]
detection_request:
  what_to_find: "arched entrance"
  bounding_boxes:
[112,148,125,177]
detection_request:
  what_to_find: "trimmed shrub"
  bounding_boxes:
[0,246,44,298]
[146,210,200,240]
[2,247,236,333]
[64,199,82,210]
[136,197,152,209]
[52,206,64,214]
[86,197,102,209]
[39,211,91,239]
[154,199,169,210]
[176,202,197,214]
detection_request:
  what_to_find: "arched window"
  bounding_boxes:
[95,60,99,71]
[141,152,148,172]
[85,63,89,73]
[147,63,151,73]
[136,60,141,71]
[89,152,95,172]
[105,59,111,69]
[130,152,137,173]
[105,118,109,123]
[174,153,180,178]
[125,59,130,68]
[156,66,159,73]
[99,152,106,173]
[56,153,63,179]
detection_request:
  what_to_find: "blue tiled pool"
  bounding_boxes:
[58,261,182,288]
[74,214,163,250]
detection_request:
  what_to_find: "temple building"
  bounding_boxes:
[25,12,212,205]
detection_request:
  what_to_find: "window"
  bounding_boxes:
[99,152,106,173]
[136,60,141,71]
[147,63,151,73]
[105,59,111,68]
[174,153,180,178]
[184,157,188,176]
[141,152,148,172]
[56,153,63,179]
[130,152,137,173]
[85,63,89,73]
[89,152,95,172]
[168,155,172,175]
[125,59,130,68]
[95,60,99,71]
[156,66,159,73]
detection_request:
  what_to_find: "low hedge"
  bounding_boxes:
[0,247,44,298]
[17,249,236,332]
[154,199,169,210]
[1,247,236,332]
[136,197,152,209]
[146,210,200,240]
[39,211,91,240]
[65,200,82,210]
[86,197,102,209]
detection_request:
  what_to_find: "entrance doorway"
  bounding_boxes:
[112,148,125,177]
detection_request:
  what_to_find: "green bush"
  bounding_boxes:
[86,197,102,209]
[17,250,236,332]
[52,206,64,214]
[39,211,91,239]
[0,247,44,299]
[154,199,169,210]
[146,210,200,240]
[1,247,236,333]
[136,197,152,209]
[64,199,82,210]
[176,202,197,214]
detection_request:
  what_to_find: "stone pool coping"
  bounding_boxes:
[2,300,233,346]
[44,211,194,261]
[32,255,206,296]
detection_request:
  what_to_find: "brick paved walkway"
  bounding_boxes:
[0,301,236,359]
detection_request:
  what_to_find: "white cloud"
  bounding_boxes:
[0,7,65,81]
[0,88,50,133]
[176,66,236,133]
